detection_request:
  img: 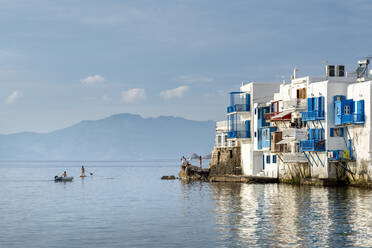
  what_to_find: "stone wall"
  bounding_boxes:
[346,160,372,187]
[209,146,242,176]
[279,163,311,183]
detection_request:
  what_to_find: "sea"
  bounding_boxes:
[0,160,371,248]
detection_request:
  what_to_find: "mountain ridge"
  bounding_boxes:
[0,113,215,160]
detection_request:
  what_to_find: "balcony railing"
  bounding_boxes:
[302,110,325,121]
[216,121,228,131]
[227,131,251,139]
[281,128,308,140]
[299,140,326,151]
[271,144,290,153]
[337,113,365,125]
[327,150,354,161]
[227,104,250,113]
[283,99,307,111]
[282,153,308,163]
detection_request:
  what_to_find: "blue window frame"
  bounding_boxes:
[272,155,277,164]
[266,155,271,164]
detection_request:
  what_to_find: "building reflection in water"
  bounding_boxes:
[209,183,372,247]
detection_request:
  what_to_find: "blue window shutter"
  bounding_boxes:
[358,100,364,114]
[320,96,325,112]
[273,155,277,163]
[314,97,319,111]
[263,155,265,169]
[266,155,270,164]
[340,128,344,137]
[246,94,250,111]
[246,120,251,138]
[308,97,313,111]
[330,128,334,137]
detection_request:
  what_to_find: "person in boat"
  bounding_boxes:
[62,171,67,177]
[81,165,85,176]
[199,156,202,168]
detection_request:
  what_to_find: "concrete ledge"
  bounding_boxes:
[210,175,278,183]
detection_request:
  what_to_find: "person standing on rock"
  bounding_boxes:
[199,156,202,168]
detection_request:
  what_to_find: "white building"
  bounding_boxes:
[212,59,372,182]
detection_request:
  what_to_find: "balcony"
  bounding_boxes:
[335,113,365,125]
[328,150,354,161]
[227,104,250,113]
[299,140,326,151]
[302,110,325,121]
[216,121,228,132]
[227,131,251,139]
[282,153,308,163]
[283,99,307,111]
[282,128,308,140]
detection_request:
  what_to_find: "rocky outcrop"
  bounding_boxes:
[179,164,209,181]
[209,146,242,176]
[161,175,176,180]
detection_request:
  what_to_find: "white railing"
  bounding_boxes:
[281,128,307,140]
[282,153,308,163]
[283,99,307,110]
[216,121,228,131]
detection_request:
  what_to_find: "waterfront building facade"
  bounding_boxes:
[211,60,372,183]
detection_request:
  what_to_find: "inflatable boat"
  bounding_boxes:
[54,176,74,182]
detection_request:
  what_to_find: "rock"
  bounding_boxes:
[161,175,176,180]
[179,164,210,182]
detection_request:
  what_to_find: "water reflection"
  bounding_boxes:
[209,183,372,248]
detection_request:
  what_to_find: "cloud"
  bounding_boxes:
[5,91,23,104]
[121,88,146,103]
[160,85,189,100]
[179,75,214,84]
[102,95,111,102]
[80,75,105,85]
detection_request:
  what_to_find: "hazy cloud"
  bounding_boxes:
[179,75,214,84]
[121,88,146,103]
[5,91,23,104]
[160,85,189,100]
[80,75,105,85]
[102,95,111,102]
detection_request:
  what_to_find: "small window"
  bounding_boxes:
[229,150,233,158]
[344,105,351,114]
[331,127,344,137]
[255,108,257,115]
[254,132,257,137]
[266,155,271,164]
[272,155,277,164]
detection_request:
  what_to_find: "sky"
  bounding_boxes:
[0,0,372,134]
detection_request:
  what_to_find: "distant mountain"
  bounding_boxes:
[0,113,215,160]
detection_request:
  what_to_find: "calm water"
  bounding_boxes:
[0,161,371,248]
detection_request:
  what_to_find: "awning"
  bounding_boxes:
[271,110,293,121]
[277,138,296,144]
